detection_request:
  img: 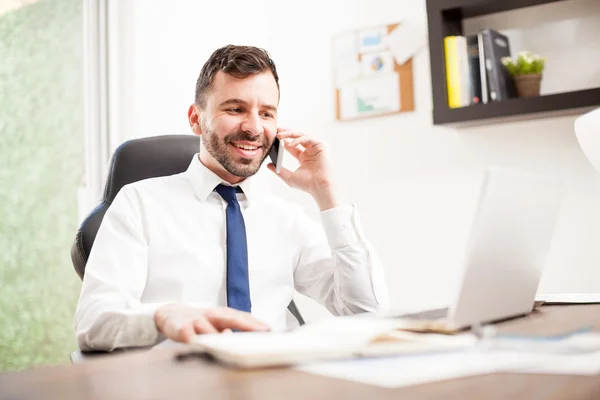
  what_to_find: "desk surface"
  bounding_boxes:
[2,305,600,400]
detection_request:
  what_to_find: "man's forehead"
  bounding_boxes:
[210,71,279,105]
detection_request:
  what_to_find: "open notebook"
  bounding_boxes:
[186,316,476,368]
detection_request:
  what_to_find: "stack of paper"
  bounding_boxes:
[185,313,600,387]
[188,316,475,368]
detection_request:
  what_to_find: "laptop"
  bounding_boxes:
[392,167,565,333]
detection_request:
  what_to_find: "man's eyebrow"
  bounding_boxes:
[218,98,248,108]
[219,98,278,113]
[262,104,278,112]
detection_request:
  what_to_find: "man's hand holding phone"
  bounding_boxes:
[267,127,341,211]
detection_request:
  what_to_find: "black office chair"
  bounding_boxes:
[70,135,304,361]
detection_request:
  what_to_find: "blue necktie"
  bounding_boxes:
[215,184,251,312]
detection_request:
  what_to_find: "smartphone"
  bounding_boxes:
[268,137,284,173]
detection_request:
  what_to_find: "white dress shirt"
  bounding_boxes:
[74,155,388,351]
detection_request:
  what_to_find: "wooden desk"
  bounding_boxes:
[2,305,600,400]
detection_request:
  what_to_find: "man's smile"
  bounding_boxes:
[229,141,263,158]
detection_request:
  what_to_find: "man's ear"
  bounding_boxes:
[188,104,203,136]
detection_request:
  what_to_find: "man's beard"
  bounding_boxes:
[202,123,271,178]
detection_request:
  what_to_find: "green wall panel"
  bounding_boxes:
[0,0,83,371]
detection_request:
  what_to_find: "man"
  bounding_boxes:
[74,45,388,351]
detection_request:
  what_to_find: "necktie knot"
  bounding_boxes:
[215,184,240,203]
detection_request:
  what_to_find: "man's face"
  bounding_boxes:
[192,71,279,181]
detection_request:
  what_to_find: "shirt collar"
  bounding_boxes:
[185,154,259,205]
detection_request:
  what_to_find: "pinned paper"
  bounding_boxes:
[335,62,362,88]
[339,73,400,119]
[332,32,358,66]
[358,26,388,54]
[385,20,428,65]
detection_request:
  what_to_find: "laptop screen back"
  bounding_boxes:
[449,168,564,328]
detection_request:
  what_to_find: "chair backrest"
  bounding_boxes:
[71,135,200,277]
[70,134,304,324]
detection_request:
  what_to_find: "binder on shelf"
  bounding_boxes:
[477,32,489,104]
[480,29,516,102]
[466,35,482,105]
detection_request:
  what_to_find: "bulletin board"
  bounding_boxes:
[333,22,415,121]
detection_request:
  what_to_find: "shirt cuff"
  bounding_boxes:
[127,301,212,346]
[125,301,166,345]
[320,204,360,249]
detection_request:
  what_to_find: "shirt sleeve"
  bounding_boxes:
[73,186,165,351]
[292,204,390,316]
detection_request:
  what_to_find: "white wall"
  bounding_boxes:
[117,0,600,321]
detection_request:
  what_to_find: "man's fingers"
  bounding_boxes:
[288,136,322,149]
[155,306,269,342]
[283,141,302,159]
[175,323,197,343]
[237,310,271,329]
[278,132,326,154]
[267,163,294,185]
[277,130,304,139]
[277,131,309,140]
[206,313,270,332]
[193,317,218,334]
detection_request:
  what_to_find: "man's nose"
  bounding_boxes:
[240,112,264,137]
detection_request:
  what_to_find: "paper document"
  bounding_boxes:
[536,293,600,304]
[480,331,600,355]
[332,32,358,66]
[385,20,428,65]
[297,350,539,389]
[339,73,400,119]
[335,63,362,89]
[296,328,600,387]
[520,351,600,375]
[358,26,388,53]
[187,316,473,368]
[298,346,600,388]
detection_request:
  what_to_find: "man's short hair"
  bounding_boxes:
[195,45,280,108]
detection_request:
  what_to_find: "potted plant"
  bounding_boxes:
[501,51,546,97]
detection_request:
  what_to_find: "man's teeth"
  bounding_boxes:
[234,144,258,150]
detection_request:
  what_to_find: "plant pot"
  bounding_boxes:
[513,73,542,97]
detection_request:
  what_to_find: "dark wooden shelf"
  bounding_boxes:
[431,0,565,19]
[426,0,600,127]
[434,88,600,126]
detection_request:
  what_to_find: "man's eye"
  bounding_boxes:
[228,108,242,113]
[262,112,274,118]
